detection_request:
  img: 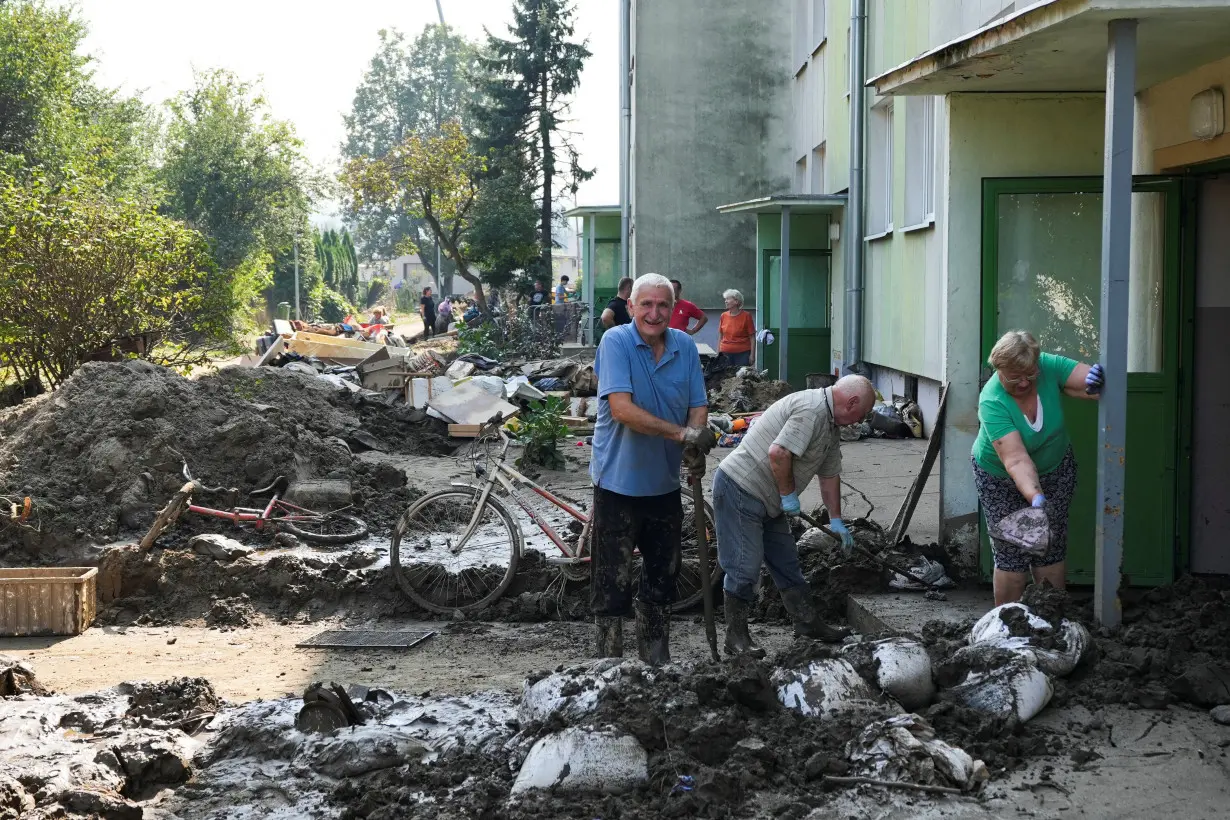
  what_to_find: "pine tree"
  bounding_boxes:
[474,0,593,279]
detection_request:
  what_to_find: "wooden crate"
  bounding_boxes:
[0,567,98,637]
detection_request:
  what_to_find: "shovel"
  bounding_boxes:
[690,472,721,663]
[797,512,947,591]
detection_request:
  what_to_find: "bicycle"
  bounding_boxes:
[389,421,723,615]
[140,459,369,550]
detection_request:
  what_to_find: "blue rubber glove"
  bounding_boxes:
[780,492,801,516]
[830,518,855,556]
[1085,363,1105,395]
[1031,493,1046,509]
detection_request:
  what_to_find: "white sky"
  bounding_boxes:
[65,0,619,226]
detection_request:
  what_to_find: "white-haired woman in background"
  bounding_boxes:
[718,288,756,368]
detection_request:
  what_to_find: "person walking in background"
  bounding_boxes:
[555,275,571,303]
[601,277,634,328]
[419,287,436,339]
[718,289,756,368]
[435,295,453,333]
[529,280,549,307]
[971,330,1104,606]
[668,279,707,336]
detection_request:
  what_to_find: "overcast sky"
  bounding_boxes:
[65,0,619,226]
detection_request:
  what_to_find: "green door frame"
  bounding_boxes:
[979,175,1192,586]
[761,248,832,388]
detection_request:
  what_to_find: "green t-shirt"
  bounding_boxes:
[971,351,1079,478]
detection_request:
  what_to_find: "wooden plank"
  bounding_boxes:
[297,331,382,350]
[887,383,949,547]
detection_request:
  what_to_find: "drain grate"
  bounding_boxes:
[296,629,437,650]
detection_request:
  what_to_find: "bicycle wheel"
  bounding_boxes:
[279,512,369,545]
[390,488,521,615]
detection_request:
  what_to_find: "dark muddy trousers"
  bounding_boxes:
[590,486,683,617]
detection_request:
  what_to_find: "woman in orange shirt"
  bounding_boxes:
[718,289,756,368]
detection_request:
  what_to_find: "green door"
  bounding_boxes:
[980,178,1182,587]
[762,251,831,389]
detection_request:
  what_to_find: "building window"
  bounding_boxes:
[810,143,826,193]
[795,155,808,193]
[812,0,826,52]
[793,0,809,75]
[904,96,936,229]
[866,100,893,238]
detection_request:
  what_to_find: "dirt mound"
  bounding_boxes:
[0,361,451,563]
[126,677,219,725]
[1059,575,1230,711]
[205,595,260,629]
[710,371,795,414]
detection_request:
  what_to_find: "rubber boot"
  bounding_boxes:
[780,585,851,643]
[595,616,623,658]
[634,599,671,666]
[723,596,767,658]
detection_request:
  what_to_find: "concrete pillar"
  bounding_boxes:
[779,205,791,383]
[1095,18,1137,628]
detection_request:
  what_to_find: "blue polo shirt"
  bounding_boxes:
[590,324,707,496]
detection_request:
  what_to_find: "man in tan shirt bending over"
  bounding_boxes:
[712,375,876,656]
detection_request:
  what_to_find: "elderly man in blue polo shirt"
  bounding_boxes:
[590,272,714,665]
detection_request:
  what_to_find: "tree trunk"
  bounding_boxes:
[423,211,492,321]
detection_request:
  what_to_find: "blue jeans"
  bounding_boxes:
[713,468,807,602]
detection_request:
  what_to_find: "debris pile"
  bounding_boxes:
[0,361,450,562]
[709,368,794,414]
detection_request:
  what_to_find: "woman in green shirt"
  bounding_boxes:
[971,330,1105,605]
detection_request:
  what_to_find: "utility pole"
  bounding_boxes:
[293,237,300,320]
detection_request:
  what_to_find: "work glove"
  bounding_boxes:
[682,426,717,455]
[830,517,855,556]
[1031,493,1047,509]
[780,492,801,517]
[1085,363,1105,395]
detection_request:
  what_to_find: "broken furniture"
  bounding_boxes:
[0,567,98,637]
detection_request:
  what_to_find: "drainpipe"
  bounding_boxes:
[844,0,867,373]
[619,0,632,279]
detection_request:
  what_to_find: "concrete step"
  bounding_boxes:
[847,587,992,637]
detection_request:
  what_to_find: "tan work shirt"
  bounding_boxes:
[718,388,842,517]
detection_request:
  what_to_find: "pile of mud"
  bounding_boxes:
[709,371,794,414]
[1061,575,1230,711]
[0,361,451,562]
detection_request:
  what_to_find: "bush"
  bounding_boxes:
[366,277,388,308]
[319,288,352,323]
[515,396,569,470]
[457,295,563,361]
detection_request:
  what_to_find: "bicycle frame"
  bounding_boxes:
[187,492,328,530]
[452,432,592,563]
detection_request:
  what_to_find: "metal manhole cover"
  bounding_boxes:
[296,629,437,649]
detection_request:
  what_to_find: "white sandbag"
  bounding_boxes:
[944,654,1052,723]
[511,727,647,794]
[772,659,890,718]
[518,659,628,725]
[970,603,1090,677]
[842,638,935,711]
[846,713,988,791]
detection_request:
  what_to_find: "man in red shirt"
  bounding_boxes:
[668,279,708,335]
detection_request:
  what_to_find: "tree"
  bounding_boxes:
[467,159,540,291]
[0,1,157,194]
[344,120,493,316]
[160,70,317,335]
[0,170,216,387]
[473,0,593,278]
[342,25,480,288]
